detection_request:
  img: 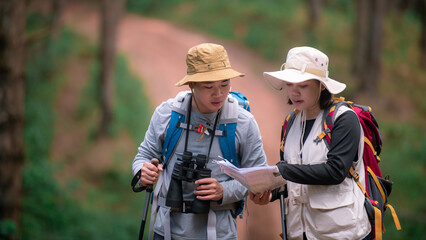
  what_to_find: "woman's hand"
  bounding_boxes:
[140,159,163,186]
[249,190,272,205]
[194,178,223,201]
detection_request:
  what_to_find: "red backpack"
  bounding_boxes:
[280,97,401,240]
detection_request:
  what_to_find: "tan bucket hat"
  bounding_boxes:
[263,46,346,94]
[176,43,245,86]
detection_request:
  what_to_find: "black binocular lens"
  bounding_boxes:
[192,167,211,214]
[166,161,184,209]
[165,152,212,213]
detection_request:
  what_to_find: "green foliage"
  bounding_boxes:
[114,56,153,143]
[77,53,153,143]
[26,11,51,35]
[0,220,17,239]
[23,15,153,239]
[23,25,85,239]
[126,0,156,14]
[126,0,183,15]
[379,122,426,240]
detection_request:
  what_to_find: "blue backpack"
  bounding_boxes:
[161,91,250,169]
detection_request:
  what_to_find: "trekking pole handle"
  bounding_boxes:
[146,159,159,193]
[138,159,159,240]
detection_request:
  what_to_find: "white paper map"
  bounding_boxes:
[215,157,286,194]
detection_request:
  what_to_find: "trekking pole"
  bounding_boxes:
[279,185,287,240]
[138,159,159,240]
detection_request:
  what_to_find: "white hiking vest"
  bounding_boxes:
[284,106,371,240]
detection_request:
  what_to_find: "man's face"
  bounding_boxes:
[190,80,231,114]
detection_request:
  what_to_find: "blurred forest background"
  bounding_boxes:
[1,0,425,239]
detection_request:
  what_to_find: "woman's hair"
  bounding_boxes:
[287,88,333,109]
[319,89,333,109]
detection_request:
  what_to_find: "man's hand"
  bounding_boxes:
[194,178,223,201]
[140,159,163,186]
[249,190,272,205]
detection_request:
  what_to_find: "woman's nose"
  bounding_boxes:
[288,86,299,95]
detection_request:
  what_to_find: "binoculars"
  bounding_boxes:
[166,151,212,214]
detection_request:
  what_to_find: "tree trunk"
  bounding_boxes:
[395,0,426,68]
[306,0,322,43]
[0,0,26,239]
[416,0,426,67]
[353,0,369,77]
[307,0,321,29]
[98,0,125,136]
[49,0,65,38]
[353,0,385,95]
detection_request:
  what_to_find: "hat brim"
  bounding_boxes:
[263,69,346,94]
[176,68,244,86]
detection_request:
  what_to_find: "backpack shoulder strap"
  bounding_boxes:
[162,91,191,169]
[217,92,252,167]
[218,95,241,167]
[218,123,238,166]
[216,94,247,216]
[314,98,351,149]
[219,94,240,124]
[280,109,299,161]
[229,91,250,112]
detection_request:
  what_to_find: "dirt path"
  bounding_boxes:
[63,3,290,239]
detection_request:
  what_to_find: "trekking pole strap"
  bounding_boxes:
[131,169,146,192]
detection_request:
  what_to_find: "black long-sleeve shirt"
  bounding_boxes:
[272,110,360,201]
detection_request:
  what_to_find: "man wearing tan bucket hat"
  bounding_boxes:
[133,43,267,240]
[250,47,371,240]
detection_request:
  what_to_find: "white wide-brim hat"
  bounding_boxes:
[263,46,346,94]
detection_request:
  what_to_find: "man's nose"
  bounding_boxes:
[213,87,223,96]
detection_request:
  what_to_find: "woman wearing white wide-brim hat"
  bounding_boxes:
[250,46,371,240]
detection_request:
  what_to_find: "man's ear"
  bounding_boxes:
[188,82,195,89]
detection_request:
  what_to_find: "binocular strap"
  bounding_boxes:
[207,208,217,240]
[157,195,218,240]
[161,208,217,240]
[149,173,165,240]
[154,196,172,240]
[163,208,172,240]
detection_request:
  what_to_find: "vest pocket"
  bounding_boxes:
[306,187,356,236]
[309,187,354,209]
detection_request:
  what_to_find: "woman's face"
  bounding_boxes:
[285,79,324,119]
[190,80,231,113]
